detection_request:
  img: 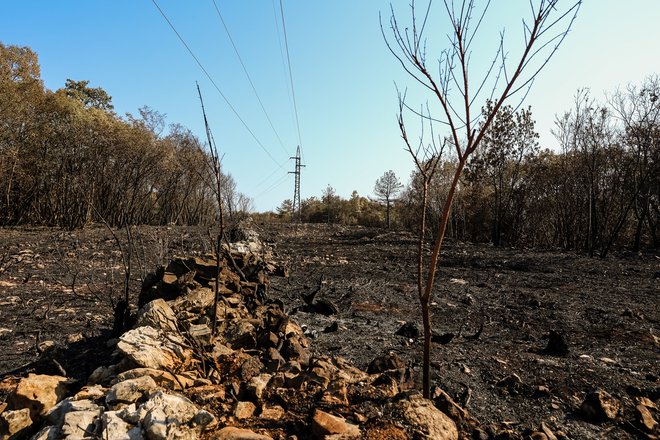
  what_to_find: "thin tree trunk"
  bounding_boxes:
[633,202,648,252]
[420,158,466,397]
[386,199,391,228]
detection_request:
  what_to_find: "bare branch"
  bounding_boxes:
[470,35,503,107]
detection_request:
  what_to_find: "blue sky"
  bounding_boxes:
[2,1,659,212]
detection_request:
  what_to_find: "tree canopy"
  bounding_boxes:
[0,42,251,229]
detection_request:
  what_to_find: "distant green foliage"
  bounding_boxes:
[64,79,114,111]
[257,190,385,227]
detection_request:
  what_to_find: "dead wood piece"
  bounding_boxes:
[302,275,325,305]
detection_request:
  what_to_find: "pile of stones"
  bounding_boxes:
[0,225,465,440]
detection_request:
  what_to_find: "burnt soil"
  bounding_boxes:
[1,223,658,439]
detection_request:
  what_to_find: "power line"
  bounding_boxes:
[247,161,288,194]
[210,0,290,157]
[272,0,295,139]
[149,0,285,170]
[252,171,291,201]
[278,0,304,160]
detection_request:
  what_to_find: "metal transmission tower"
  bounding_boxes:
[289,145,304,222]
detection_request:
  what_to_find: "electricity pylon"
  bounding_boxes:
[289,145,304,222]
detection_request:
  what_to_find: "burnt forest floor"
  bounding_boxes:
[0,222,659,439]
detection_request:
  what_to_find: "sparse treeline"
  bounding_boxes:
[264,77,659,255]
[0,43,251,229]
[402,78,660,255]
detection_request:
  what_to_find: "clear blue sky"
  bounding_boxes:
[2,1,659,212]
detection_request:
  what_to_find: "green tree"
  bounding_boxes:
[277,199,293,220]
[374,170,403,228]
[322,185,341,223]
[301,196,324,223]
[64,79,114,111]
[466,103,539,245]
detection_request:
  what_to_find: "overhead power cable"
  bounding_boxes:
[272,0,295,136]
[211,0,290,157]
[149,0,284,170]
[247,161,288,194]
[252,171,291,201]
[278,0,304,160]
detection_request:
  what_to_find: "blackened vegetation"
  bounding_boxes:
[0,224,658,438]
[268,223,659,439]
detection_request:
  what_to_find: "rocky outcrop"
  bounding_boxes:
[136,299,178,332]
[396,393,458,440]
[216,426,272,440]
[0,408,32,440]
[117,326,192,371]
[581,389,620,422]
[7,374,69,420]
[312,409,361,438]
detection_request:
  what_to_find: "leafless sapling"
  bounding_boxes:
[196,83,226,341]
[383,0,581,397]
